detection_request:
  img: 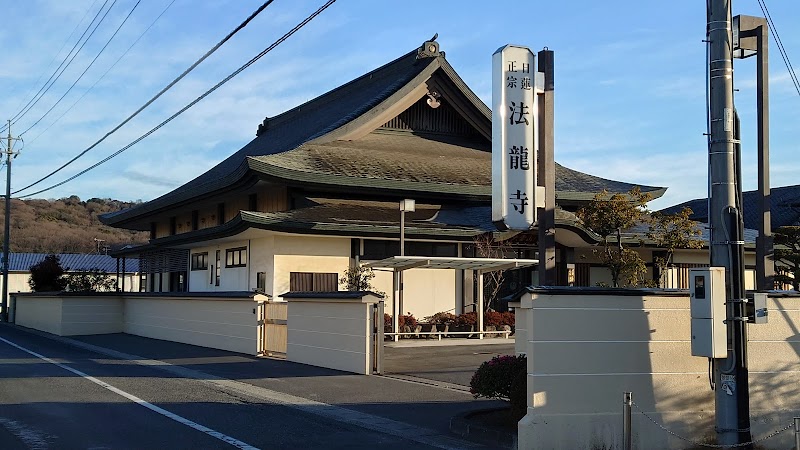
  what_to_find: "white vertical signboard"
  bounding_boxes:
[492,45,538,230]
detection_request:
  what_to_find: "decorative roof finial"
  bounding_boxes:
[417,34,443,59]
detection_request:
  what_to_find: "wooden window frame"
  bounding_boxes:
[190,252,208,271]
[225,247,247,268]
[214,250,221,286]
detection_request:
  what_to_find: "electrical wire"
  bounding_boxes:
[26,0,178,146]
[13,0,277,195]
[5,0,116,130]
[7,0,101,114]
[757,0,800,97]
[19,0,142,137]
[16,0,338,199]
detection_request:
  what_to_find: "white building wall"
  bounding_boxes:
[249,235,275,294]
[370,266,459,320]
[188,240,251,292]
[403,268,457,319]
[272,235,350,300]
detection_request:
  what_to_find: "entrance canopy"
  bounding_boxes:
[365,256,538,273]
[365,256,538,341]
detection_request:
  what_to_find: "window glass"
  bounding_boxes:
[191,252,208,270]
[225,247,247,268]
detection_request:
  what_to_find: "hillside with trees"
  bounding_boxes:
[0,196,148,253]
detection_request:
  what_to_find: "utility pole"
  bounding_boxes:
[1,121,18,323]
[707,0,751,446]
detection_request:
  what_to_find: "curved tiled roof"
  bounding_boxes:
[102,39,666,228]
[250,131,664,201]
[115,198,597,251]
[102,47,435,225]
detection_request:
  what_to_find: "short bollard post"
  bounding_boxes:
[794,417,800,450]
[624,392,632,450]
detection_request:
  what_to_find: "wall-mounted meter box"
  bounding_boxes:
[689,267,727,358]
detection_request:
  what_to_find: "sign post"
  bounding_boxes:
[492,45,544,230]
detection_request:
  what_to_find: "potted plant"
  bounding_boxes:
[450,312,477,337]
[425,311,456,333]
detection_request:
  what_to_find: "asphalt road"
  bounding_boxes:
[384,342,516,386]
[0,325,489,450]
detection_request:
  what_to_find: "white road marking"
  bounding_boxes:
[0,336,260,450]
[49,334,482,450]
[0,417,51,450]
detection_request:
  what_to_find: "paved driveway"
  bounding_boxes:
[383,341,516,387]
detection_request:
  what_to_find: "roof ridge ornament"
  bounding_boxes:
[417,33,443,60]
[256,116,270,136]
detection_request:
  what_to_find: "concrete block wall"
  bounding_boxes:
[123,296,259,355]
[12,293,263,355]
[517,289,800,450]
[285,293,381,375]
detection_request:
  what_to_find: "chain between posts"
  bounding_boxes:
[631,401,795,448]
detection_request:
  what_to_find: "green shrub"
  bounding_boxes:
[469,354,527,402]
[66,268,115,292]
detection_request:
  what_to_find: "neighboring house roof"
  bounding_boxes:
[10,253,139,273]
[618,222,757,248]
[101,38,666,229]
[660,184,800,231]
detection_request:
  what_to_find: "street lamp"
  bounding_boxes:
[399,199,415,256]
[394,199,415,342]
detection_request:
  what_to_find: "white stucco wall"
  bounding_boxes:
[188,240,251,292]
[186,234,352,299]
[272,235,350,300]
[402,268,457,319]
[249,235,275,294]
[371,267,461,321]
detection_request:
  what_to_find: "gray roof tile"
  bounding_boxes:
[9,253,139,273]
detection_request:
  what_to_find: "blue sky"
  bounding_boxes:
[1,0,798,210]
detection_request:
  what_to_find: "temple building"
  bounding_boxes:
[102,38,689,318]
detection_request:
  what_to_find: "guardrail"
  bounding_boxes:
[384,330,512,340]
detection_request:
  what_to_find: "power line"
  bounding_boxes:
[8,0,101,114]
[27,0,178,146]
[757,0,800,96]
[13,0,277,195]
[19,0,142,137]
[16,0,338,199]
[6,0,116,130]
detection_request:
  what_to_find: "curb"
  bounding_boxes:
[449,407,517,450]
